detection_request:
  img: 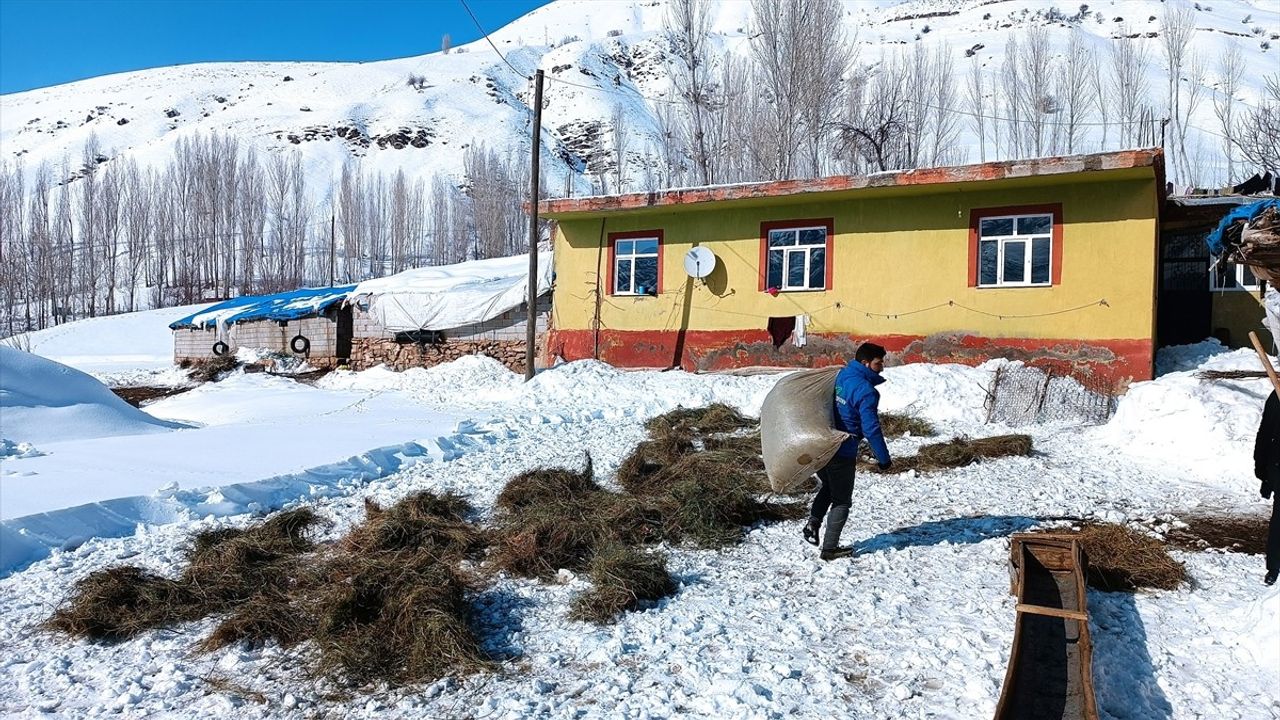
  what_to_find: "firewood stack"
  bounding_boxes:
[1214,199,1280,281]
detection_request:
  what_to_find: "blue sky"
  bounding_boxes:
[0,0,551,94]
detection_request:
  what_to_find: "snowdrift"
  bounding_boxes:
[0,347,183,445]
[1100,345,1271,472]
[10,303,211,375]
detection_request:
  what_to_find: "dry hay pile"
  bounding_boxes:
[569,544,676,623]
[865,434,1033,474]
[45,508,320,641]
[1165,514,1269,555]
[491,405,812,623]
[1195,369,1268,381]
[879,412,937,438]
[183,355,241,383]
[1075,523,1188,592]
[643,403,756,437]
[47,494,490,687]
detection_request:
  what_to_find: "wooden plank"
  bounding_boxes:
[1015,604,1089,622]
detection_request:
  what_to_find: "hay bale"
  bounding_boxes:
[644,403,756,437]
[570,544,676,624]
[879,412,936,438]
[43,566,195,641]
[1077,523,1188,591]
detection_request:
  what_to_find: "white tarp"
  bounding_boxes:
[350,254,552,332]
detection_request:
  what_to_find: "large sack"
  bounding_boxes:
[760,367,849,493]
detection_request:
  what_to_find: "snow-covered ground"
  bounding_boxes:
[1,312,1278,718]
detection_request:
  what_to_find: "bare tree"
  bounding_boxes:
[1057,30,1097,154]
[965,56,987,162]
[1213,43,1244,182]
[1161,2,1195,180]
[1110,28,1152,147]
[610,105,631,193]
[665,0,717,185]
[1233,74,1280,173]
[838,53,911,172]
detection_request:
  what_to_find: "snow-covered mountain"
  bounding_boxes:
[1,0,1276,199]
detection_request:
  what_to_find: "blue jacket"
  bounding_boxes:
[832,361,890,463]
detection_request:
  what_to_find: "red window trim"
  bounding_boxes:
[759,218,835,292]
[967,203,1064,287]
[607,229,665,296]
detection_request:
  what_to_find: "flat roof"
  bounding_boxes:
[539,148,1163,218]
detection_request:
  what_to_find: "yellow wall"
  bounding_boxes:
[1212,290,1271,348]
[550,172,1160,342]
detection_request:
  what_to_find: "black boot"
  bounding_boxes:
[802,518,821,546]
[820,547,853,561]
[1266,569,1278,586]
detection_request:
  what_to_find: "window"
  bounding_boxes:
[760,219,833,292]
[609,231,661,296]
[969,205,1062,288]
[1211,259,1262,291]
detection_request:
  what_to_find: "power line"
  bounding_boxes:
[458,0,526,78]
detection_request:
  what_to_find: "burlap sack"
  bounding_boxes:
[760,366,850,493]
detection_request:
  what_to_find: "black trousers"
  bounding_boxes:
[1269,492,1280,574]
[809,455,856,550]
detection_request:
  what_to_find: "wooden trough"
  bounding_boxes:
[994,533,1099,720]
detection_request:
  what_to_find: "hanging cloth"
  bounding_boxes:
[794,314,808,348]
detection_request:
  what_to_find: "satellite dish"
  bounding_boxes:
[684,246,717,279]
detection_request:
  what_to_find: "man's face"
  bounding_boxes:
[861,357,885,374]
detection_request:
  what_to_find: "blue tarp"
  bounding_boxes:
[1205,198,1280,255]
[169,285,357,330]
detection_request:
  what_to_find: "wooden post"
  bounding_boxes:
[1249,331,1280,396]
[525,69,544,382]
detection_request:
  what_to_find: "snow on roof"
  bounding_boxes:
[351,253,552,332]
[169,285,356,331]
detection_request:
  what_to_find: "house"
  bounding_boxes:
[1159,195,1273,349]
[539,149,1166,390]
[170,255,552,373]
[170,285,355,368]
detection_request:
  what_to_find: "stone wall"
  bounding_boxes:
[348,295,551,372]
[350,338,528,373]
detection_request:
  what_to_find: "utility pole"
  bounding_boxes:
[525,69,544,382]
[329,207,336,286]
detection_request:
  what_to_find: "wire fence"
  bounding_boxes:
[985,364,1117,426]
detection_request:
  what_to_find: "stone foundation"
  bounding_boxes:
[350,338,529,373]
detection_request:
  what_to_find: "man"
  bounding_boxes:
[803,342,892,560]
[1252,390,1280,586]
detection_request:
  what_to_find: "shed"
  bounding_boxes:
[169,285,355,368]
[347,254,553,373]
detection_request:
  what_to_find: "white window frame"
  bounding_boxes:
[976,213,1054,288]
[1210,259,1263,292]
[768,226,828,292]
[613,237,659,296]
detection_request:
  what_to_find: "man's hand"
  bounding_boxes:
[877,460,892,471]
[1263,481,1274,500]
